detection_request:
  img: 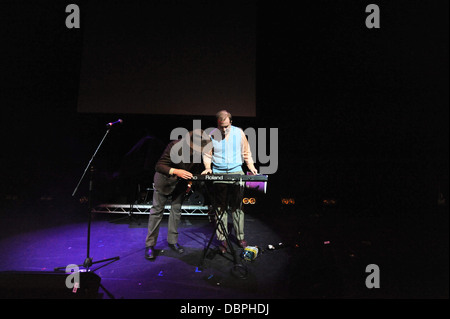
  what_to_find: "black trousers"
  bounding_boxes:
[145,189,184,247]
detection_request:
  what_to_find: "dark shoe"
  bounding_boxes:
[239,240,248,248]
[168,243,184,254]
[145,246,155,260]
[218,241,228,254]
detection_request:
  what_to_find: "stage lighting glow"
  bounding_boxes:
[322,199,336,205]
[281,198,295,205]
[243,197,256,204]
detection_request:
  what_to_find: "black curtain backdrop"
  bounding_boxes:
[1,0,448,210]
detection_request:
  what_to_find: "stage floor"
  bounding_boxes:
[0,198,448,299]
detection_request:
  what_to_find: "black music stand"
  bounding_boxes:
[198,177,248,279]
[55,128,120,273]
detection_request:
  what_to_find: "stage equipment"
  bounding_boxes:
[242,197,256,204]
[192,173,267,193]
[193,174,268,279]
[281,198,296,205]
[191,174,268,182]
[0,271,101,299]
[113,134,165,220]
[91,203,210,216]
[55,126,120,272]
[244,172,267,193]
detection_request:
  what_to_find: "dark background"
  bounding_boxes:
[1,0,448,214]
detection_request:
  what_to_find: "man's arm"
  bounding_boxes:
[155,141,175,175]
[155,141,193,179]
[201,145,213,175]
[240,130,258,175]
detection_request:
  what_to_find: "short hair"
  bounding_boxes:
[216,110,232,122]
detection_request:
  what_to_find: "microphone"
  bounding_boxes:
[106,119,123,128]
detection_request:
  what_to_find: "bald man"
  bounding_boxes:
[202,110,257,253]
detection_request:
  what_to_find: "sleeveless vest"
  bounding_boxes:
[210,125,243,173]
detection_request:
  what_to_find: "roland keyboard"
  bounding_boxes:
[191,174,268,182]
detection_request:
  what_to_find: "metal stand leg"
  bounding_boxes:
[199,196,248,279]
[54,129,120,272]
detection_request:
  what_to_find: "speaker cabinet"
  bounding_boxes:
[0,271,101,299]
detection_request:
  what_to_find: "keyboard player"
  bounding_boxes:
[201,110,258,253]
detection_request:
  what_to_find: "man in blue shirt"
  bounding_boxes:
[202,110,258,253]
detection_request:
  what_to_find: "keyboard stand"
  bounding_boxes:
[198,178,248,279]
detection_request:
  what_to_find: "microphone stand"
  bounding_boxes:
[55,128,120,273]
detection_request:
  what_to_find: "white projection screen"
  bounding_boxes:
[77,1,256,117]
